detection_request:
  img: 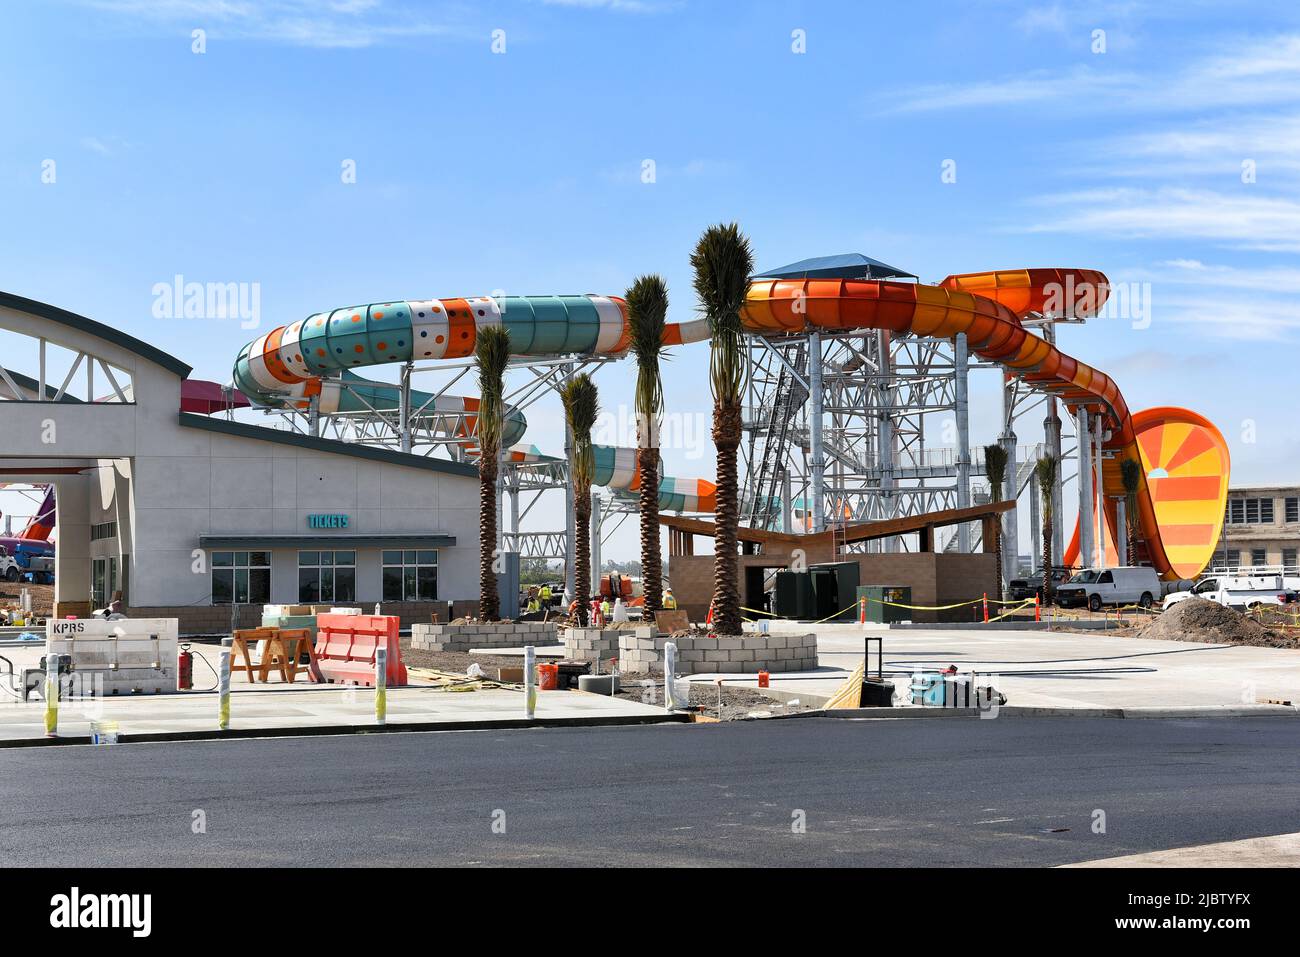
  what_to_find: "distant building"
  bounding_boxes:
[1215,486,1300,572]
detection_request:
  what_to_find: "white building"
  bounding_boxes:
[0,291,481,632]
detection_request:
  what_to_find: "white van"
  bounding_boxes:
[1054,566,1162,611]
[1163,574,1291,611]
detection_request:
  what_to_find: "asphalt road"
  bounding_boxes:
[1,716,1297,867]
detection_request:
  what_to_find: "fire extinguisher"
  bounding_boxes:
[177,642,193,691]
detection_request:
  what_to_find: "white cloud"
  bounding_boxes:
[76,0,462,48]
[80,136,113,155]
[1024,187,1300,252]
[539,0,679,12]
[1107,261,1300,343]
[884,33,1300,115]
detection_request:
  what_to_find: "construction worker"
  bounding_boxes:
[539,583,552,607]
[663,587,677,610]
[600,595,612,623]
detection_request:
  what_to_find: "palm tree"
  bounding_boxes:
[474,326,512,621]
[626,274,669,616]
[1035,455,1058,604]
[691,222,754,636]
[561,374,599,626]
[1119,457,1142,565]
[983,443,1009,601]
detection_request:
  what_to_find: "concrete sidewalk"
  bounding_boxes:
[1063,831,1300,867]
[0,683,683,747]
[695,627,1300,712]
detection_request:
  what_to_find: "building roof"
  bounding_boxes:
[0,290,193,379]
[752,253,918,282]
[178,412,480,477]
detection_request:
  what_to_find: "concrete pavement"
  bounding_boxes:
[0,639,680,744]
[707,626,1300,712]
[1064,831,1300,867]
[1,715,1295,867]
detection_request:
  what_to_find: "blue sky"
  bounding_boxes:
[3,0,1299,559]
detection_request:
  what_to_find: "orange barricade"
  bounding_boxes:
[313,614,408,687]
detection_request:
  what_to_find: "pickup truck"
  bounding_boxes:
[1163,574,1293,611]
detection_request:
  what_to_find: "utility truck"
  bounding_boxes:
[1163,572,1295,611]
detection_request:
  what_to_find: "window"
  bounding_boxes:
[298,551,356,603]
[1097,571,1113,584]
[212,551,270,605]
[1284,548,1298,572]
[382,549,438,602]
[1225,550,1240,567]
[91,521,117,542]
[1251,549,1267,567]
[1228,497,1275,525]
[1286,498,1299,523]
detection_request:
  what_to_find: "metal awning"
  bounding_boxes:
[753,253,917,281]
[198,534,457,549]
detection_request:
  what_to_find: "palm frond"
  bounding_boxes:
[625,274,669,436]
[474,326,512,452]
[983,443,1008,502]
[1035,455,1057,518]
[690,222,754,404]
[560,373,600,487]
[1119,457,1142,496]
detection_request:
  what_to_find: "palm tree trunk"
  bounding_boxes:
[1041,519,1052,605]
[637,447,662,614]
[711,399,742,635]
[478,459,499,620]
[993,524,1004,603]
[574,484,592,626]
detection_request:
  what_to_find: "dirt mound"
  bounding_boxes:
[1136,598,1299,649]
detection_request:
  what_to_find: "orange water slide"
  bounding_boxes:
[740,269,1229,580]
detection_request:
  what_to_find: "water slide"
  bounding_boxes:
[232,295,711,511]
[741,269,1230,581]
[503,444,716,513]
[231,273,1229,580]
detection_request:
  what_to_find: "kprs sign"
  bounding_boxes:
[306,514,349,529]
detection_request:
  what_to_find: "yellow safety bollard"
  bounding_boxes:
[218,637,232,731]
[43,657,59,738]
[524,645,537,719]
[375,645,387,726]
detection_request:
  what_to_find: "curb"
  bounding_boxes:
[0,710,692,749]
[790,704,1299,720]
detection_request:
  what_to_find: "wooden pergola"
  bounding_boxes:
[662,500,1016,556]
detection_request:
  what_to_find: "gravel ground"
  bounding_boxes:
[1133,597,1300,649]
[612,677,819,721]
[0,582,53,617]
[399,640,535,676]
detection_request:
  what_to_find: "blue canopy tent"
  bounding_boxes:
[752,253,917,281]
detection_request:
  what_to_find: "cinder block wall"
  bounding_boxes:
[411,621,559,653]
[618,627,817,675]
[563,627,636,663]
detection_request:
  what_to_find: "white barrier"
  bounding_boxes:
[45,618,179,695]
